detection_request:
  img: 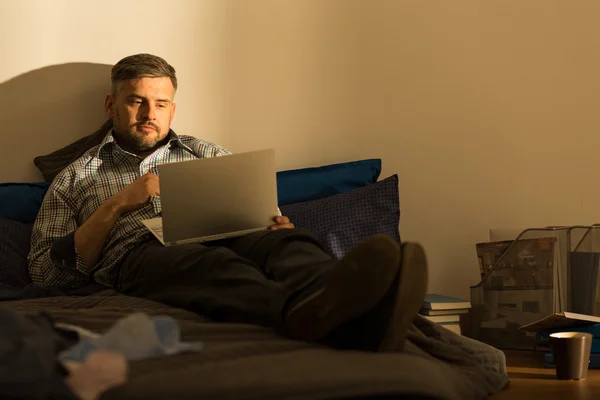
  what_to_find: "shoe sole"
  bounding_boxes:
[285,235,401,342]
[377,242,428,352]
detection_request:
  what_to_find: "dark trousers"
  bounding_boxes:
[117,228,334,327]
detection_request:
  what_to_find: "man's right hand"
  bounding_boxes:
[71,173,158,268]
[110,173,160,214]
[72,173,159,269]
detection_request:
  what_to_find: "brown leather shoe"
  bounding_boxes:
[283,234,401,342]
[324,242,429,352]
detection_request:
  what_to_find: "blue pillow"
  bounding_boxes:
[3,159,380,221]
[280,174,400,259]
[0,182,51,224]
[276,159,382,206]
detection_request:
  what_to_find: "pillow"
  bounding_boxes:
[34,119,113,182]
[0,219,34,288]
[0,218,101,300]
[276,159,382,206]
[280,174,400,259]
[0,182,51,224]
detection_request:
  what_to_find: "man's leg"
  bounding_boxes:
[229,228,428,352]
[117,241,286,327]
[117,230,427,352]
[324,242,429,352]
[227,228,405,344]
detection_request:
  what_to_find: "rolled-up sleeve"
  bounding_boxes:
[28,179,95,289]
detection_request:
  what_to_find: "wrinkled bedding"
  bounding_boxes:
[3,290,508,400]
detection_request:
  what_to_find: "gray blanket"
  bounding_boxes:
[3,290,508,400]
[405,316,508,400]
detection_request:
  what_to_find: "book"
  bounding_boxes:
[519,312,600,332]
[421,314,460,323]
[535,324,600,354]
[419,308,470,316]
[421,294,471,311]
[440,323,461,335]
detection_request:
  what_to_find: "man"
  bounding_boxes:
[28,54,428,351]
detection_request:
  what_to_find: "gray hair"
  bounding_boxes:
[111,53,177,96]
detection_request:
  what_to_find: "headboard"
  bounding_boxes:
[0,62,112,183]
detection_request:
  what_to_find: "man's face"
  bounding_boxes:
[105,76,176,155]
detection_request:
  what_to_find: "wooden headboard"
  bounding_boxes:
[0,62,112,182]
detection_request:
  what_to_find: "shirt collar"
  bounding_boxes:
[95,129,117,157]
[167,130,196,155]
[95,128,189,158]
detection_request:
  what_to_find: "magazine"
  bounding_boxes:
[519,311,600,332]
[475,237,557,287]
[475,236,564,316]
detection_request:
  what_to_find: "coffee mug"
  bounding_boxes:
[549,332,593,380]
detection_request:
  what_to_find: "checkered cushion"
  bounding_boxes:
[280,175,400,259]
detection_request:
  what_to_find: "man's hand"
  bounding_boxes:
[270,215,295,230]
[74,173,159,268]
[109,173,160,215]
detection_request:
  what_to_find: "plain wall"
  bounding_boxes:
[0,0,228,182]
[2,0,600,298]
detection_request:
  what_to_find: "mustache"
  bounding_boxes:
[135,122,159,131]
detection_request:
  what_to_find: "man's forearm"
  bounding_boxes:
[74,199,124,267]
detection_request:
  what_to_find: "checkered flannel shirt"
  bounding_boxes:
[28,130,231,289]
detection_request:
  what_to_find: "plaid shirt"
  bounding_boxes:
[28,130,231,289]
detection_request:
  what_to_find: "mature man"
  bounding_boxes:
[28,54,428,351]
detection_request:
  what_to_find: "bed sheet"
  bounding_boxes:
[3,290,507,400]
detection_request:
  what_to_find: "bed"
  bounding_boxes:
[0,119,509,399]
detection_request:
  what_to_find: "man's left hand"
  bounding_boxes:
[270,216,295,230]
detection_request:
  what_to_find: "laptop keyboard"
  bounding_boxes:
[148,221,164,240]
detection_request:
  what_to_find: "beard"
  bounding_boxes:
[112,110,166,154]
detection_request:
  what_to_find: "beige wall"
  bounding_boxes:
[0,0,228,182]
[2,0,600,298]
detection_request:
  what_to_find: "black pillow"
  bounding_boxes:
[33,119,113,182]
[280,175,401,259]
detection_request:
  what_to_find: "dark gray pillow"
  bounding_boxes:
[280,175,401,259]
[0,218,108,300]
[33,119,113,182]
[0,218,34,288]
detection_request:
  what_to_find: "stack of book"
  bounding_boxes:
[519,311,600,369]
[419,294,472,335]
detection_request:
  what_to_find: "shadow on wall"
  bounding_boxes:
[0,63,112,183]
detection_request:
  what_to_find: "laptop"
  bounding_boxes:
[141,148,278,246]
